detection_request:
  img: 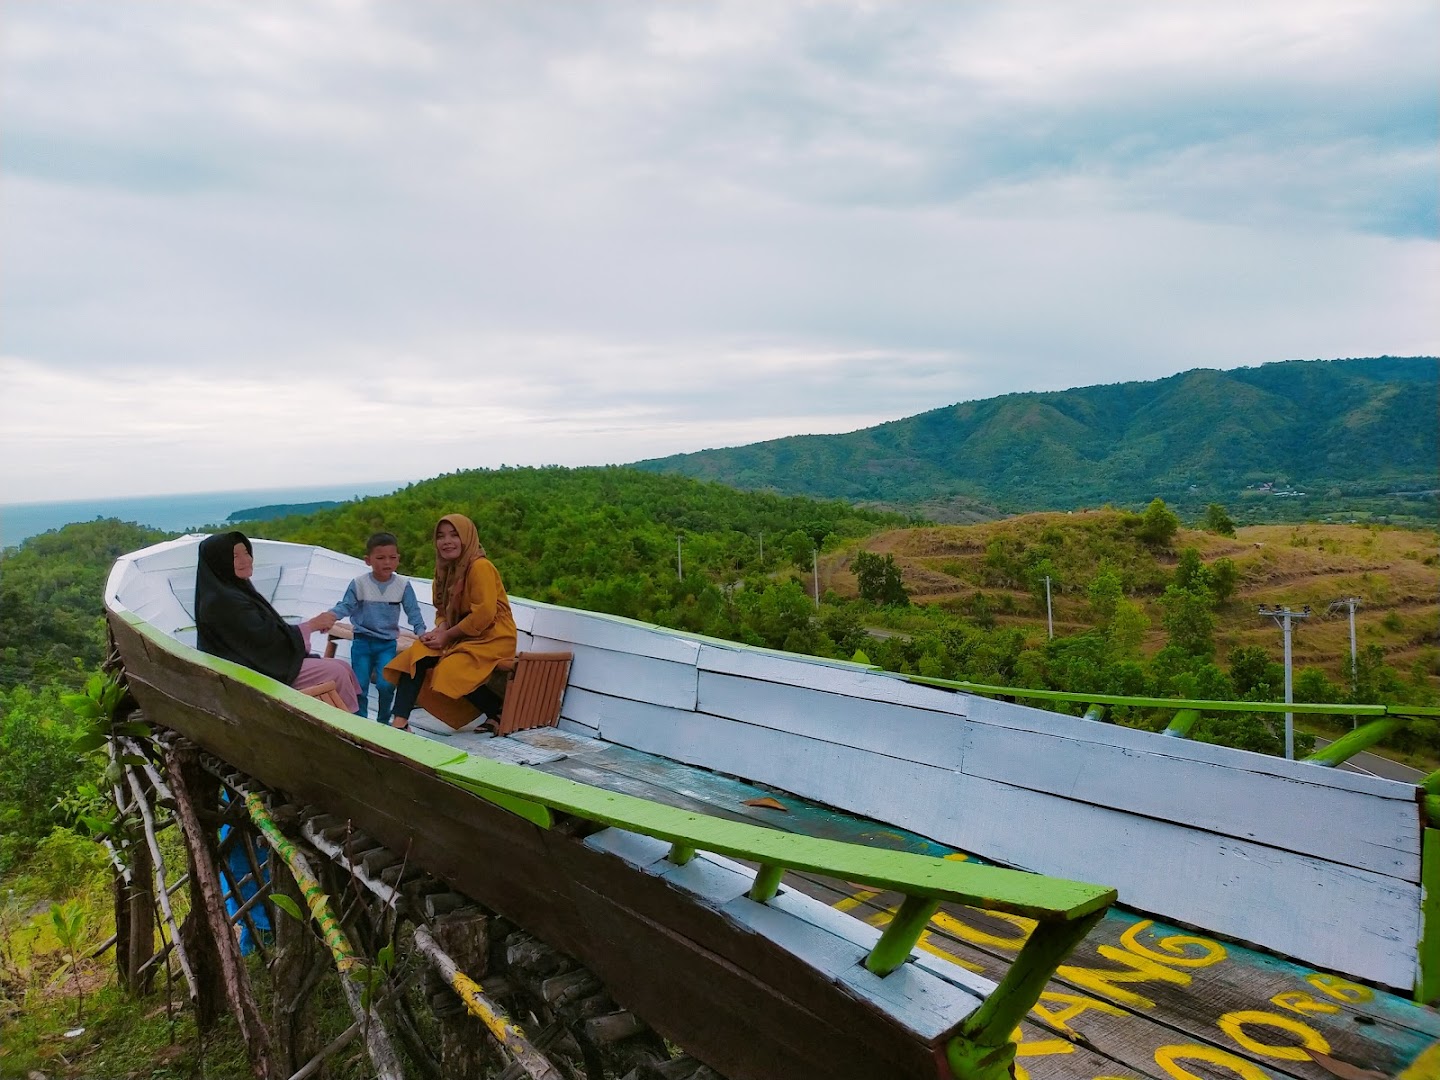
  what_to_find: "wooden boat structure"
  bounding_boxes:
[103,535,1440,1080]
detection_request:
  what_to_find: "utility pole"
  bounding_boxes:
[1045,575,1054,640]
[676,535,683,581]
[812,549,820,609]
[1327,597,1363,691]
[1258,604,1310,759]
[758,531,763,563]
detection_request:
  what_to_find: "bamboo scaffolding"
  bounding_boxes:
[243,791,404,1080]
[414,924,565,1080]
[162,741,277,1079]
[123,763,198,1002]
[121,737,175,805]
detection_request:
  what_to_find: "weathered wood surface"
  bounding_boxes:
[514,726,1440,1080]
[788,873,1437,1080]
[109,614,987,1080]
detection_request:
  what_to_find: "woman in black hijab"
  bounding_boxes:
[195,532,361,710]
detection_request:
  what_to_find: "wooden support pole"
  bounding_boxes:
[243,792,404,1080]
[414,925,565,1080]
[126,836,156,992]
[91,875,188,958]
[430,909,499,1076]
[124,763,199,1002]
[163,742,277,1079]
[121,737,175,805]
[285,1018,362,1080]
[338,977,406,1080]
[271,866,324,1076]
[234,827,273,962]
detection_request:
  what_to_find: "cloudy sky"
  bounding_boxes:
[2,2,1435,503]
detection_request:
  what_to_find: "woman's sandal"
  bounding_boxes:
[390,717,410,732]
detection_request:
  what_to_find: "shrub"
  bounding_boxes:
[0,685,97,873]
[1137,499,1180,548]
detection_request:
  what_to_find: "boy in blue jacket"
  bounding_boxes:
[329,532,427,723]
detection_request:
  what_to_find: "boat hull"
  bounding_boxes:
[109,611,961,1080]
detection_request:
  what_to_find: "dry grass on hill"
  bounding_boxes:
[824,513,1439,684]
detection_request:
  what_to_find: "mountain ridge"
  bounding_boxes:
[634,356,1438,522]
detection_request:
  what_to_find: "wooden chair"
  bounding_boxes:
[490,652,573,736]
[299,681,349,710]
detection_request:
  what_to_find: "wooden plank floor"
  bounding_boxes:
[421,726,1440,1080]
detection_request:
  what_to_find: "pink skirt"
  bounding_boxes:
[293,657,361,712]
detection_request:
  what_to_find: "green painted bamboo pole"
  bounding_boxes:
[1303,717,1410,768]
[667,842,696,866]
[1162,709,1201,738]
[749,863,784,902]
[1423,772,1440,825]
[863,894,940,976]
[906,674,1394,716]
[948,909,1106,1080]
[243,792,362,975]
[1418,829,1440,1005]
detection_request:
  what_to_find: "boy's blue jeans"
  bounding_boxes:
[349,636,398,723]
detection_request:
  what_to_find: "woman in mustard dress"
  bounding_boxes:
[384,514,517,731]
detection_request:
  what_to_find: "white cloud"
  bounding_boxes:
[1,1,1435,503]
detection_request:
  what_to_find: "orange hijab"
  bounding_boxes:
[432,514,487,625]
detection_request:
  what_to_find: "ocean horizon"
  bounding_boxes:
[0,480,408,550]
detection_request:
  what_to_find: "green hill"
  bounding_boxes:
[634,356,1439,524]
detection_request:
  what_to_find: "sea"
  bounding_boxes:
[0,480,408,551]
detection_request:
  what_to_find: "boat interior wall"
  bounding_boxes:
[520,604,1423,989]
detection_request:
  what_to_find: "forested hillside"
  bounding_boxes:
[259,466,904,635]
[636,355,1439,524]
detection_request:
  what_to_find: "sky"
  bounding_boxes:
[2,2,1436,503]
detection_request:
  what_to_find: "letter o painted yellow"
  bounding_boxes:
[1218,1010,1330,1061]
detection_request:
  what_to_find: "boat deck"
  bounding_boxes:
[416,721,1440,1080]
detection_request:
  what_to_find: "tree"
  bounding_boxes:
[1107,599,1150,659]
[1209,557,1239,606]
[1087,562,1124,625]
[1173,548,1211,593]
[1137,498,1180,548]
[781,529,813,571]
[1203,503,1237,537]
[1228,645,1283,699]
[853,551,909,607]
[1159,584,1215,657]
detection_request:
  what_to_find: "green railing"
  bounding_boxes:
[905,673,1440,770]
[437,753,1115,1079]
